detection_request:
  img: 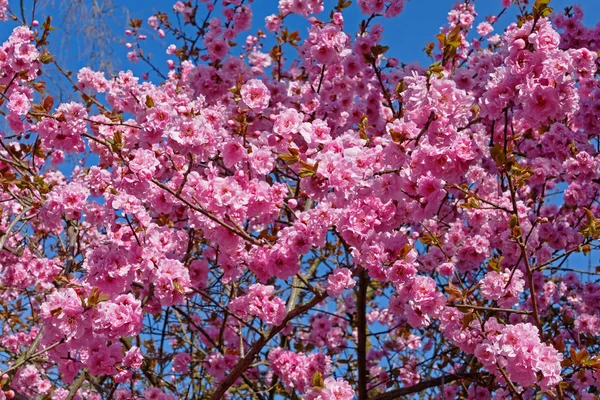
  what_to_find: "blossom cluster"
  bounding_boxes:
[229,283,287,326]
[475,320,563,391]
[0,0,599,399]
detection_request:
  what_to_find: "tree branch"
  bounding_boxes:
[151,178,265,247]
[209,291,328,400]
[357,268,369,400]
[0,207,32,253]
[369,372,480,400]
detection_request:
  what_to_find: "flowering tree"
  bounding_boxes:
[0,0,599,398]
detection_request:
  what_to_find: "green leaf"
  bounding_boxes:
[424,42,435,57]
[145,95,155,108]
[334,0,352,12]
[358,114,371,142]
[488,255,504,273]
[533,0,553,18]
[461,312,475,330]
[312,371,324,388]
[42,95,54,112]
[298,167,316,178]
[429,62,445,74]
[371,45,390,57]
[582,244,591,255]
[436,33,446,46]
[174,280,185,293]
[278,149,299,165]
[129,18,143,28]
[39,50,54,64]
[112,131,123,152]
[534,0,551,9]
[490,144,506,166]
[395,80,405,96]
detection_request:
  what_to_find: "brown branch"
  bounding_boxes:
[0,337,64,376]
[65,371,86,400]
[51,60,109,113]
[497,363,523,400]
[0,207,32,253]
[357,268,369,400]
[209,291,328,400]
[370,59,397,119]
[506,175,543,333]
[151,178,265,247]
[369,372,480,400]
[448,303,532,315]
[412,111,436,147]
[448,184,513,214]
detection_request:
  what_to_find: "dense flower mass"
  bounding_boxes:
[0,0,599,399]
[229,283,287,326]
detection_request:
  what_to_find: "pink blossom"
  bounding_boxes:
[303,377,355,399]
[265,14,282,32]
[241,79,271,111]
[172,352,192,373]
[477,22,494,37]
[229,284,287,326]
[0,1,598,397]
[7,92,30,115]
[93,294,143,339]
[123,346,144,369]
[129,148,159,181]
[480,268,525,307]
[154,258,191,306]
[37,102,87,152]
[269,347,331,392]
[327,268,356,296]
